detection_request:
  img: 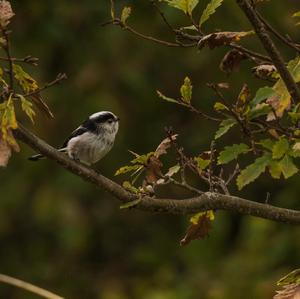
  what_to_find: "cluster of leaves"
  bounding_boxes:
[0,0,65,167]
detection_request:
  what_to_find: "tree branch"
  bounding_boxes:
[236,0,300,103]
[14,124,300,225]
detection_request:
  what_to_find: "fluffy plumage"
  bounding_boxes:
[29,111,119,165]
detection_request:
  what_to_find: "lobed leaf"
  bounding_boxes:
[214,118,236,139]
[272,137,289,160]
[236,153,271,190]
[199,0,223,27]
[217,143,250,165]
[163,0,199,15]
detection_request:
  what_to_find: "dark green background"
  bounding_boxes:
[1,1,300,298]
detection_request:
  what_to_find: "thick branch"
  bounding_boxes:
[236,0,300,103]
[14,125,300,225]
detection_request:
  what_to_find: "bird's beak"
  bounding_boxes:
[115,117,120,122]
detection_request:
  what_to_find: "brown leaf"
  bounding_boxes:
[266,94,290,121]
[198,31,254,50]
[253,64,277,80]
[180,214,212,246]
[154,134,178,158]
[274,283,300,299]
[220,50,247,74]
[0,0,14,27]
[0,134,11,167]
[144,155,163,185]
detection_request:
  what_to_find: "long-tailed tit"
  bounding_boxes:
[29,111,119,165]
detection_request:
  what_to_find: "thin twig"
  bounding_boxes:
[255,10,300,53]
[236,0,300,103]
[0,273,64,299]
[0,55,39,66]
[21,73,67,98]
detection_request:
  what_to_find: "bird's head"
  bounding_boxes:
[89,111,119,134]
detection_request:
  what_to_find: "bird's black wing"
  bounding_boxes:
[61,118,97,148]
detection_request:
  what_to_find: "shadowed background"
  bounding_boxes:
[0,1,300,298]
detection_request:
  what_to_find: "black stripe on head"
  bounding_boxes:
[90,111,116,123]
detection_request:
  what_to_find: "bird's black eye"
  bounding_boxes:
[108,119,113,124]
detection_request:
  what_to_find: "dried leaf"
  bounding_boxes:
[0,0,14,27]
[220,49,247,74]
[144,155,163,184]
[253,64,276,79]
[154,134,177,157]
[0,133,11,167]
[180,212,213,246]
[274,283,300,299]
[198,31,254,49]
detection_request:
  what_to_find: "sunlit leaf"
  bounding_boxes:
[180,77,192,104]
[199,0,223,27]
[218,143,250,165]
[163,0,199,15]
[195,156,210,170]
[214,102,228,111]
[272,137,289,159]
[121,6,131,24]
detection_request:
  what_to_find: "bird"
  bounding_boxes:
[29,111,119,165]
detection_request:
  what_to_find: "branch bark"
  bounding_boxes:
[236,0,300,103]
[14,124,300,225]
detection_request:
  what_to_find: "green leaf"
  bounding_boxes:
[122,181,140,194]
[180,77,192,104]
[258,139,275,151]
[214,102,228,111]
[217,143,250,165]
[164,0,199,15]
[115,165,141,176]
[288,111,300,123]
[195,157,210,170]
[121,6,131,24]
[272,137,289,159]
[199,0,223,27]
[236,153,271,190]
[120,198,142,209]
[278,155,298,179]
[214,118,236,139]
[277,269,300,286]
[246,103,272,120]
[251,86,276,106]
[156,90,178,104]
[268,160,281,179]
[165,164,181,177]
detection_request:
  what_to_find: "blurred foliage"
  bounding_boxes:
[0,0,300,298]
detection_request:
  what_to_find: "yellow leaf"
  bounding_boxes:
[13,64,38,93]
[190,210,215,224]
[16,94,36,123]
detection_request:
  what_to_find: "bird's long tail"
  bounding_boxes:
[28,148,67,161]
